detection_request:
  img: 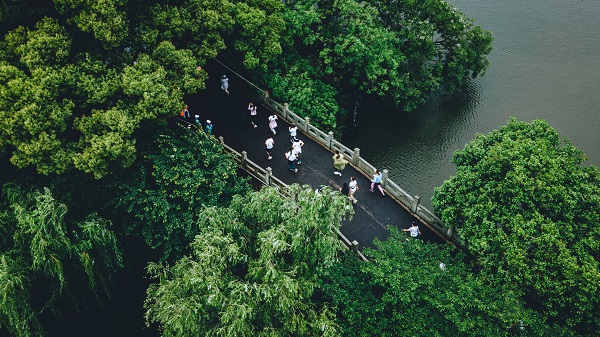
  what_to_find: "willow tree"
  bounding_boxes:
[0,186,123,337]
[433,119,600,334]
[144,185,352,336]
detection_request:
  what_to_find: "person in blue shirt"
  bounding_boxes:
[221,75,229,94]
[204,120,213,135]
[369,169,385,196]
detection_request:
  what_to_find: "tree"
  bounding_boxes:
[254,0,492,127]
[318,227,574,337]
[432,118,600,334]
[136,0,285,69]
[370,0,493,92]
[144,185,352,336]
[109,127,248,261]
[53,0,129,48]
[0,17,205,177]
[0,185,123,337]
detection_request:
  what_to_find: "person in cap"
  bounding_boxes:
[204,120,213,135]
[220,75,229,94]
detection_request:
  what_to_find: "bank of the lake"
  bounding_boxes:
[342,0,600,210]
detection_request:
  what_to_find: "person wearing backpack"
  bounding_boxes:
[285,146,298,173]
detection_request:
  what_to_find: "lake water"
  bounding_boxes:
[342,0,600,210]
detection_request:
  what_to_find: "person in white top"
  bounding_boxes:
[265,135,275,160]
[291,137,304,164]
[268,114,278,135]
[248,102,258,128]
[403,222,421,237]
[289,123,298,142]
[221,75,229,94]
[285,146,298,173]
[348,176,358,204]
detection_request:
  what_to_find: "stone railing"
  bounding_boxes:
[250,92,463,249]
[175,119,368,261]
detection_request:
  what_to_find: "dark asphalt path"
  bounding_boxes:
[184,63,446,249]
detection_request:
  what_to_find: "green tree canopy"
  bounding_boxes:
[0,0,285,177]
[144,185,352,336]
[0,186,123,337]
[319,227,575,337]
[432,118,600,334]
[109,127,248,261]
[0,16,205,177]
[253,0,492,130]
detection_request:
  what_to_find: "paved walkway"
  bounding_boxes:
[184,65,446,249]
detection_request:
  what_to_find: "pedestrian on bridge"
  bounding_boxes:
[268,114,278,135]
[285,146,298,173]
[370,169,385,196]
[289,123,298,143]
[204,120,213,135]
[248,102,258,128]
[292,137,304,164]
[349,176,358,204]
[403,221,421,238]
[265,134,274,160]
[221,75,229,94]
[333,150,348,176]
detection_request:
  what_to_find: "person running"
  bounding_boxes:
[370,169,385,196]
[248,102,258,128]
[348,176,358,204]
[403,221,421,238]
[332,150,348,176]
[204,120,213,135]
[221,75,229,94]
[289,123,298,143]
[285,146,298,173]
[180,104,190,119]
[291,137,304,164]
[265,134,274,160]
[268,114,278,135]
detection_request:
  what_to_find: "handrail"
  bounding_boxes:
[243,90,465,250]
[174,118,369,261]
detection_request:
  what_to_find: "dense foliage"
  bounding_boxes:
[321,228,563,337]
[0,0,284,178]
[144,185,352,336]
[0,186,122,337]
[250,0,493,130]
[432,119,600,334]
[109,126,249,261]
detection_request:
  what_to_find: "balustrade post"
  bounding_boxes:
[446,225,455,239]
[411,195,421,213]
[351,148,360,165]
[283,103,290,120]
[218,136,225,145]
[241,151,247,167]
[382,169,389,188]
[327,131,334,148]
[303,116,310,133]
[266,167,272,186]
[351,240,359,253]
